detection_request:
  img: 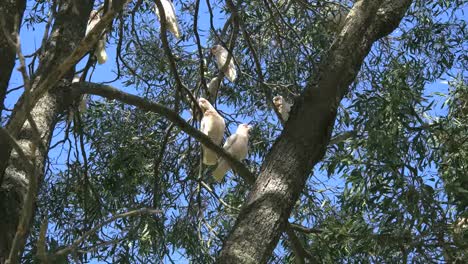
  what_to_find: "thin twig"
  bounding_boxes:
[154,0,201,115]
[73,82,256,184]
[284,225,318,263]
[51,208,160,259]
[5,0,131,141]
[37,216,49,263]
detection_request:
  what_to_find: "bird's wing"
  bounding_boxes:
[223,134,238,152]
[200,116,208,135]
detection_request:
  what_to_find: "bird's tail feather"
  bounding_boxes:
[226,67,237,82]
[202,146,217,166]
[96,41,107,64]
[212,160,229,182]
[169,21,180,38]
[171,27,180,39]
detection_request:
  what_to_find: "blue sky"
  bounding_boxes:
[3,1,235,262]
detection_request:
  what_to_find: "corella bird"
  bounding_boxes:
[86,10,108,64]
[273,95,292,122]
[212,124,252,182]
[199,98,226,165]
[154,0,181,38]
[211,45,237,82]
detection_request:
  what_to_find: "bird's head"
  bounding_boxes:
[211,45,223,55]
[198,97,213,112]
[273,95,283,107]
[237,123,253,135]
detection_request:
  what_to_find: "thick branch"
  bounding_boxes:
[73,82,255,184]
[4,0,130,142]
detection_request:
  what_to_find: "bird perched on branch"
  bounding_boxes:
[154,0,181,38]
[211,45,237,82]
[199,98,225,165]
[212,124,252,182]
[273,95,292,122]
[86,10,108,64]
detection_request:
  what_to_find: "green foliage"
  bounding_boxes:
[19,0,468,263]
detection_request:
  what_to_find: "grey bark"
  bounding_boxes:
[0,0,126,180]
[0,0,94,262]
[217,0,413,263]
[0,0,26,119]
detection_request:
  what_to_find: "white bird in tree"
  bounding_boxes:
[199,98,226,165]
[212,124,252,182]
[154,0,181,39]
[273,95,292,122]
[211,45,237,82]
[86,10,108,64]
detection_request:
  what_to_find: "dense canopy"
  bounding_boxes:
[0,0,467,263]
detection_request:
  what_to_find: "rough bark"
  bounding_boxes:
[0,0,127,180]
[0,0,26,118]
[0,0,95,261]
[217,0,413,263]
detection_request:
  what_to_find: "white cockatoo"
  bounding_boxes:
[86,10,108,64]
[199,98,226,165]
[154,0,181,38]
[212,124,252,182]
[211,45,237,82]
[273,95,292,122]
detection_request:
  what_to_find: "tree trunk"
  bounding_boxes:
[217,1,413,263]
[0,1,94,261]
[0,0,26,119]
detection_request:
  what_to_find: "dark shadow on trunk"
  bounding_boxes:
[217,0,413,263]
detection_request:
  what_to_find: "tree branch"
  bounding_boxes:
[218,0,413,262]
[154,0,201,115]
[284,225,318,263]
[3,130,38,264]
[50,208,160,260]
[4,0,131,141]
[72,82,256,184]
[289,223,323,235]
[329,130,356,145]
